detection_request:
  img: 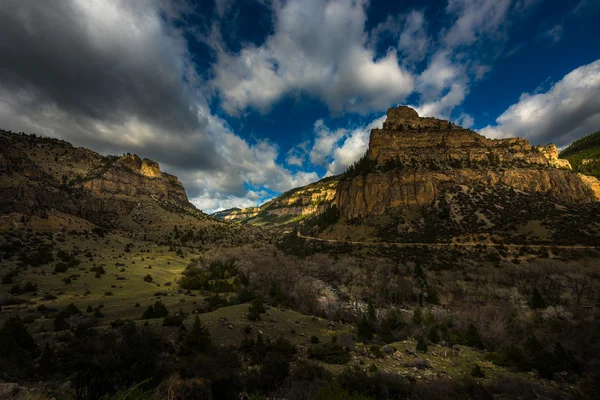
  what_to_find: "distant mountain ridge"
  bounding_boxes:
[212,176,338,226]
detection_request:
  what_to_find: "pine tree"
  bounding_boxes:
[530,287,547,309]
[181,316,211,355]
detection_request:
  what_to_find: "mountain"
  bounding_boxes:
[0,130,210,231]
[212,176,338,226]
[560,130,600,179]
[302,106,600,245]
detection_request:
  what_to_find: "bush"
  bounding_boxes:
[180,316,211,355]
[143,274,153,283]
[54,262,68,273]
[0,317,37,357]
[163,313,185,327]
[247,296,266,321]
[308,342,351,365]
[357,315,374,342]
[91,265,106,278]
[416,337,428,352]
[471,364,485,378]
[530,287,546,309]
[291,361,332,382]
[317,381,373,400]
[141,301,169,319]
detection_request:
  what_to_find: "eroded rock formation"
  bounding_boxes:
[0,130,199,227]
[336,106,600,220]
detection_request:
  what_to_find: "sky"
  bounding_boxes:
[0,0,599,213]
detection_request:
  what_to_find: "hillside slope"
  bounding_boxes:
[0,130,211,232]
[212,176,339,226]
[560,130,600,179]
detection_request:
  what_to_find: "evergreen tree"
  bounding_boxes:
[181,316,211,355]
[530,287,547,309]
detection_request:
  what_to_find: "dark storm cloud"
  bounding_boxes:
[0,0,218,170]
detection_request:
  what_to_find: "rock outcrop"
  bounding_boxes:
[80,154,189,206]
[336,106,599,220]
[0,130,202,228]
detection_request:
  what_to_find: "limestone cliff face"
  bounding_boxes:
[370,107,569,168]
[80,154,190,206]
[336,106,599,220]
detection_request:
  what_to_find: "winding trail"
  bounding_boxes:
[296,233,599,250]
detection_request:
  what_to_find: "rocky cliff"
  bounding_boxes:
[0,130,204,229]
[79,154,190,206]
[336,106,599,220]
[312,106,600,244]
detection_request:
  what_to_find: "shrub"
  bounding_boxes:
[141,301,169,319]
[54,262,68,273]
[143,274,153,283]
[180,316,211,355]
[530,287,546,309]
[471,364,485,378]
[179,274,209,290]
[157,375,212,400]
[317,382,373,400]
[247,296,266,321]
[0,317,37,357]
[91,265,106,278]
[412,307,423,325]
[308,342,351,365]
[357,315,374,342]
[416,337,428,352]
[291,361,332,382]
[163,313,185,327]
[465,324,485,349]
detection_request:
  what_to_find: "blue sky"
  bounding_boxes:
[1,0,599,212]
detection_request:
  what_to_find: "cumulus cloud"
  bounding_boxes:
[398,10,431,64]
[0,0,313,213]
[410,0,526,120]
[297,114,386,177]
[480,59,600,147]
[443,0,512,47]
[211,0,414,115]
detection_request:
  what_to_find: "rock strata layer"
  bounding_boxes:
[336,106,599,219]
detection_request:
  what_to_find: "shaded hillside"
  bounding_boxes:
[560,130,600,178]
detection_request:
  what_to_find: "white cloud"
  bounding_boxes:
[455,112,475,129]
[310,120,348,166]
[410,0,520,120]
[480,59,600,147]
[211,0,414,115]
[0,0,318,214]
[326,115,387,175]
[443,0,512,47]
[398,10,430,63]
[297,114,386,177]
